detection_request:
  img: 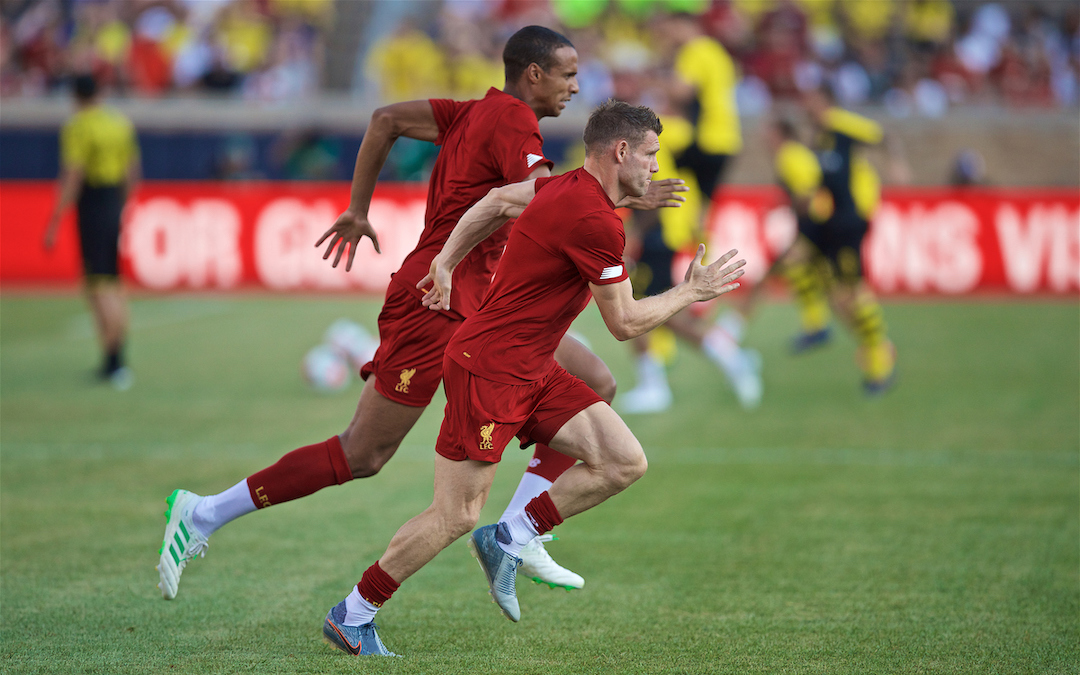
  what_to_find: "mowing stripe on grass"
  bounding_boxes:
[655,446,1079,470]
[3,442,1074,471]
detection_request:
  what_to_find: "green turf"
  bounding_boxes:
[1,294,1077,674]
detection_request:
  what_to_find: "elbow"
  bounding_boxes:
[600,308,641,342]
[607,318,639,342]
[369,106,401,138]
[488,187,520,219]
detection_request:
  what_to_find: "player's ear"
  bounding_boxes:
[616,140,628,163]
[527,62,542,83]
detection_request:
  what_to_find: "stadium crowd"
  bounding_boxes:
[0,0,332,99]
[1,0,1077,113]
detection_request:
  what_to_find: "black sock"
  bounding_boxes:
[105,346,123,374]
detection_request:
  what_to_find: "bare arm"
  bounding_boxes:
[418,177,541,311]
[316,100,441,269]
[591,245,745,341]
[125,151,141,203]
[43,166,84,249]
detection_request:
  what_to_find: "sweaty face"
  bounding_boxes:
[535,47,579,117]
[620,132,661,198]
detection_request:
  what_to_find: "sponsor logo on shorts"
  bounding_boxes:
[479,422,495,451]
[395,368,416,393]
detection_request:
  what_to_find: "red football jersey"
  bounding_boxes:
[391,88,553,318]
[448,168,630,384]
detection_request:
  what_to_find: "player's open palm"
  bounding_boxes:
[684,244,745,301]
[316,209,381,271]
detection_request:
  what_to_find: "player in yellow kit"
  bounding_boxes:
[801,88,896,393]
[722,103,896,396]
[44,73,141,389]
[619,12,762,414]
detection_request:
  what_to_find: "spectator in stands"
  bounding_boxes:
[903,0,955,53]
[3,0,1079,116]
[744,0,808,98]
[365,17,448,102]
[950,149,988,186]
[437,8,503,100]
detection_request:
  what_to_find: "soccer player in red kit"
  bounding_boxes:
[156,27,685,600]
[321,100,745,656]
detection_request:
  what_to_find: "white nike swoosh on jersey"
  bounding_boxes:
[599,265,623,280]
[526,153,545,168]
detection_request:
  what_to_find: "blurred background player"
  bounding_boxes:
[761,113,840,354]
[42,72,141,391]
[723,92,898,395]
[618,11,762,414]
[802,86,897,393]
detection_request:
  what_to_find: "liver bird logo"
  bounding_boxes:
[394,368,416,393]
[479,421,495,450]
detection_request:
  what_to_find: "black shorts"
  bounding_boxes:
[673,145,731,200]
[76,185,123,279]
[799,212,868,283]
[631,226,676,298]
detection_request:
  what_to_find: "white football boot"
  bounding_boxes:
[157,489,209,600]
[617,381,673,415]
[518,535,584,590]
[725,348,763,410]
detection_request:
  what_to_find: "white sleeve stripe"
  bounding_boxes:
[599,265,624,280]
[526,153,546,168]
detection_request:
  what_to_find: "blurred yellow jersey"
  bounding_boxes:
[850,156,880,220]
[655,115,701,251]
[367,30,448,101]
[823,107,883,145]
[61,106,139,187]
[775,140,822,201]
[821,107,882,219]
[675,36,742,156]
[775,139,833,223]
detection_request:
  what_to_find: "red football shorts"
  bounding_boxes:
[360,280,461,407]
[436,356,605,463]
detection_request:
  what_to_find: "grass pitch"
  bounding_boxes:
[1,293,1077,674]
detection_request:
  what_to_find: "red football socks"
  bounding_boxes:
[358,561,400,607]
[526,444,576,482]
[246,436,352,508]
[524,491,564,534]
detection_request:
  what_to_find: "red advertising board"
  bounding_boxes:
[1,181,1077,295]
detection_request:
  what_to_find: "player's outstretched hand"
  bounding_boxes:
[619,178,688,210]
[418,254,453,311]
[683,244,745,301]
[316,209,381,271]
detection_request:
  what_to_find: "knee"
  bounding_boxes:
[340,430,398,479]
[583,367,617,404]
[443,504,482,540]
[595,372,617,404]
[606,447,648,491]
